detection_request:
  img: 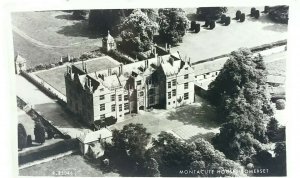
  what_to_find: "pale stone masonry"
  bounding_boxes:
[65,46,195,126]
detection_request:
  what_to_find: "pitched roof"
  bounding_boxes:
[78,128,112,144]
[193,57,229,76]
[102,74,121,89]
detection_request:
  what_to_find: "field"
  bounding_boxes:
[19,153,119,177]
[11,7,288,68]
[11,11,102,67]
[174,7,288,63]
[109,95,220,143]
[35,56,119,95]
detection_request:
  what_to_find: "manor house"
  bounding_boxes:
[65,37,195,126]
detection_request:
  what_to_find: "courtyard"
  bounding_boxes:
[109,95,220,143]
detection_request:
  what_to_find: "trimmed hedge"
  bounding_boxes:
[224,16,231,26]
[209,20,216,29]
[264,6,270,13]
[254,10,260,19]
[220,14,226,23]
[251,7,256,17]
[191,21,196,30]
[240,13,246,22]
[236,10,241,20]
[195,24,201,33]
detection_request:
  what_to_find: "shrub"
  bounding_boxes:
[204,19,210,27]
[194,24,201,33]
[209,20,216,29]
[254,10,260,19]
[18,123,27,150]
[220,14,226,23]
[276,99,285,110]
[225,16,231,26]
[264,6,270,13]
[27,135,32,147]
[34,121,46,144]
[190,21,196,30]
[251,7,256,17]
[240,13,246,22]
[47,128,55,139]
[236,10,241,20]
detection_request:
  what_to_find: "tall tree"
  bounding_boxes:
[158,8,188,45]
[119,9,158,52]
[88,9,128,34]
[18,123,27,150]
[196,7,228,20]
[34,121,45,144]
[209,48,274,162]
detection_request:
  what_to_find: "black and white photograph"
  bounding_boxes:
[1,0,297,177]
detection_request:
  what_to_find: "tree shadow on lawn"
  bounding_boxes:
[166,102,220,129]
[55,14,86,21]
[185,132,217,144]
[56,20,105,39]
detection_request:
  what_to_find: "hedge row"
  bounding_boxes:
[101,48,134,64]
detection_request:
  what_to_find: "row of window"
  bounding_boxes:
[167,75,189,88]
[167,83,189,99]
[100,103,129,112]
[168,92,190,100]
[100,94,128,101]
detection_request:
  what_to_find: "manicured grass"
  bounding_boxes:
[173,7,287,63]
[11,11,102,67]
[19,153,119,177]
[109,95,220,142]
[35,57,119,96]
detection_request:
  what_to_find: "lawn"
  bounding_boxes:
[35,56,119,96]
[11,11,103,67]
[19,153,119,177]
[266,58,286,77]
[109,95,220,142]
[173,7,288,63]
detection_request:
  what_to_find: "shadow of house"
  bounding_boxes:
[56,20,104,39]
[185,132,217,143]
[166,102,219,129]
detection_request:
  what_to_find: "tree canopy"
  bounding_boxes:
[105,123,151,176]
[119,9,158,52]
[146,132,245,177]
[209,48,274,162]
[18,123,27,150]
[158,8,188,45]
[196,7,228,20]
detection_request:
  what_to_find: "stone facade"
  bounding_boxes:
[65,46,195,126]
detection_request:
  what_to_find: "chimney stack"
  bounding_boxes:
[119,64,123,75]
[108,68,112,76]
[165,43,168,51]
[168,44,171,53]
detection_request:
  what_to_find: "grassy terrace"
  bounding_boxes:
[11,11,102,67]
[35,57,119,96]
